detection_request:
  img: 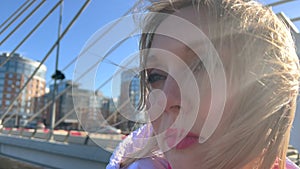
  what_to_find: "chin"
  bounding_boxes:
[165,141,206,169]
[164,149,197,169]
[167,158,198,169]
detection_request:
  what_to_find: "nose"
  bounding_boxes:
[162,75,181,114]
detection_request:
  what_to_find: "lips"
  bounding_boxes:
[165,129,199,150]
[175,134,199,149]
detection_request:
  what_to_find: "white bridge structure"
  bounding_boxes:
[0,0,299,168]
[0,129,123,169]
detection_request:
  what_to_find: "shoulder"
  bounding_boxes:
[273,158,299,169]
[286,158,300,169]
[106,124,153,169]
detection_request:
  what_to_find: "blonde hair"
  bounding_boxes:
[121,0,300,168]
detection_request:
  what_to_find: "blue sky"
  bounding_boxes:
[0,0,299,97]
[0,0,137,97]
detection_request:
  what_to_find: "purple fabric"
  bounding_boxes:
[107,125,300,169]
[123,156,169,169]
[106,124,159,169]
[285,158,299,169]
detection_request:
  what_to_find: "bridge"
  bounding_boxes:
[0,128,123,169]
[0,126,298,169]
[0,0,299,169]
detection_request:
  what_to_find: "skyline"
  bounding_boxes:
[0,0,299,97]
[0,0,137,98]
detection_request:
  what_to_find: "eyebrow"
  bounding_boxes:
[144,54,162,70]
[145,54,158,63]
[183,44,202,63]
[184,40,207,52]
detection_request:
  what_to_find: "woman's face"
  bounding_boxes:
[145,6,229,168]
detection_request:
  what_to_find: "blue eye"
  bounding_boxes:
[147,73,167,84]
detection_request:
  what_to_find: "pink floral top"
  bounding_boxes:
[168,158,299,169]
[107,125,300,169]
[273,158,299,169]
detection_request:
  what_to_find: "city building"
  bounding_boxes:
[45,80,104,130]
[0,52,47,127]
[101,97,118,125]
[118,69,144,132]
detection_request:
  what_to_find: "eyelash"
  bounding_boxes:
[147,72,167,84]
[145,61,203,85]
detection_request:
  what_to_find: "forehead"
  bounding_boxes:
[149,6,211,62]
[152,5,209,42]
[151,5,212,48]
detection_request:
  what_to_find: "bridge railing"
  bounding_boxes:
[0,127,124,152]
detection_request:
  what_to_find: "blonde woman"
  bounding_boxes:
[107,0,300,168]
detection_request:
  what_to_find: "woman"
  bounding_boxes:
[107,0,300,168]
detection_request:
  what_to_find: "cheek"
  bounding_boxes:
[193,89,211,132]
[146,98,165,135]
[197,76,212,119]
[198,83,234,142]
[150,113,176,135]
[151,118,161,134]
[146,94,167,134]
[194,73,230,140]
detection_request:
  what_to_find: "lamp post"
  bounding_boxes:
[49,70,65,140]
[49,1,64,140]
